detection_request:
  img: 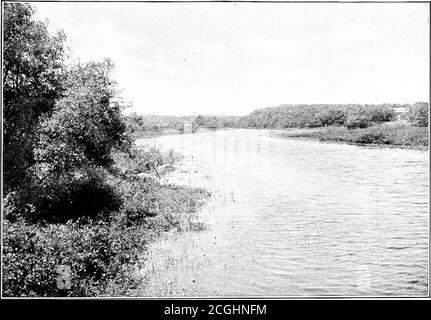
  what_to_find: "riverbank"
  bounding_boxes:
[125,150,219,296]
[3,146,211,297]
[129,127,235,140]
[276,123,429,150]
[130,128,182,139]
[92,147,211,296]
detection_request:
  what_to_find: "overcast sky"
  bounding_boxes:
[33,2,430,116]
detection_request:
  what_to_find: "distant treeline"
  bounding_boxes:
[124,113,240,135]
[126,102,429,135]
[238,103,429,129]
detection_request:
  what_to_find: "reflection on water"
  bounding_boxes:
[136,129,428,296]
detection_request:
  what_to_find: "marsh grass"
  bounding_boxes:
[279,123,429,148]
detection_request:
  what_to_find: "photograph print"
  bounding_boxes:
[1,1,430,298]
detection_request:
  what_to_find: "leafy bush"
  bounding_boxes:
[366,104,396,122]
[408,102,429,127]
[2,192,28,222]
[3,170,210,297]
[112,148,158,175]
[318,108,347,126]
[345,105,395,129]
[109,174,209,230]
[22,60,130,223]
[34,60,129,173]
[345,112,372,129]
[356,132,390,144]
[2,219,145,297]
[24,165,121,223]
[124,113,184,135]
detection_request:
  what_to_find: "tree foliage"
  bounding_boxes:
[238,104,397,129]
[34,60,129,175]
[123,113,240,136]
[3,3,67,193]
[26,60,129,221]
[2,3,211,297]
[3,3,65,193]
[408,102,429,127]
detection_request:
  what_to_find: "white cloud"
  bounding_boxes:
[33,2,430,116]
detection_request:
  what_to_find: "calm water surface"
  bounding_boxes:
[136,129,428,296]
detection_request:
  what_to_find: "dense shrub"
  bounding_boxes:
[3,165,210,297]
[408,102,429,127]
[21,60,130,223]
[365,104,396,122]
[317,107,347,126]
[239,104,397,129]
[34,60,129,173]
[193,115,220,130]
[356,132,391,144]
[26,165,121,223]
[345,112,372,129]
[110,175,209,230]
[345,105,395,129]
[2,219,145,297]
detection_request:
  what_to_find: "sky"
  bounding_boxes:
[33,2,430,116]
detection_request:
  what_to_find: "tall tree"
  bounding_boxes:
[3,3,66,193]
[27,59,129,221]
[408,102,429,127]
[34,59,129,177]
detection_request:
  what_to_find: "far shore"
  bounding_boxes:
[131,124,429,151]
[275,124,429,150]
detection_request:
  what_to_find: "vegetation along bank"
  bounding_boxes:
[2,3,209,297]
[126,103,429,148]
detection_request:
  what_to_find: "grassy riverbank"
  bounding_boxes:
[3,147,210,297]
[278,123,429,149]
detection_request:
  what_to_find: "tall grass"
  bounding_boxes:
[281,124,428,148]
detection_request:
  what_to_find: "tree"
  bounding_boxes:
[318,108,346,126]
[194,115,205,127]
[3,3,66,194]
[34,59,129,176]
[408,102,429,127]
[28,60,129,221]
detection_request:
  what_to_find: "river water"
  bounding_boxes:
[135,129,428,297]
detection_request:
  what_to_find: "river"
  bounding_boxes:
[135,129,428,297]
